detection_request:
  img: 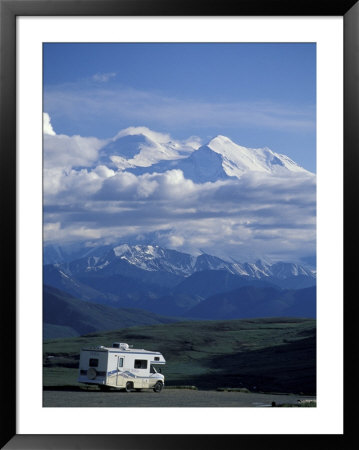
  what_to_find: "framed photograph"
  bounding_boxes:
[1,0,356,448]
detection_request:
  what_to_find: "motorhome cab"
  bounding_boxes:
[78,342,166,392]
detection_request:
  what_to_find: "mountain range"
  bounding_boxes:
[185,285,316,320]
[45,243,315,280]
[95,129,313,183]
[43,130,316,338]
[43,243,316,328]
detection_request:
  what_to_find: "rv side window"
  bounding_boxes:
[118,358,124,367]
[89,358,99,367]
[134,359,148,369]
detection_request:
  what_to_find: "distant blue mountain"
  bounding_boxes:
[184,285,316,320]
[43,243,316,318]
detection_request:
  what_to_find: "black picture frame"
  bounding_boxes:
[1,0,357,448]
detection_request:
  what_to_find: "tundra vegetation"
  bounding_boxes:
[43,317,316,394]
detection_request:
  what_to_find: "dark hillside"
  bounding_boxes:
[43,285,178,338]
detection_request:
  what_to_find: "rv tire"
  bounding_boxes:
[125,382,133,392]
[153,381,163,393]
[87,368,97,380]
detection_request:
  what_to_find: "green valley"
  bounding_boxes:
[43,317,316,394]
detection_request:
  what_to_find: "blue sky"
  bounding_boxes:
[43,43,316,263]
[44,43,316,172]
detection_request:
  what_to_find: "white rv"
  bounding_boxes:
[78,342,166,392]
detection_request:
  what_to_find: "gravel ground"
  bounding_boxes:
[43,388,316,408]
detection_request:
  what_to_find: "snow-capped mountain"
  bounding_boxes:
[97,127,197,170]
[127,134,312,182]
[206,135,309,176]
[92,127,313,182]
[46,243,315,282]
[109,244,315,279]
[111,244,195,275]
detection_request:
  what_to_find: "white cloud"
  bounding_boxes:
[93,165,116,178]
[96,169,197,202]
[183,136,202,150]
[43,221,61,241]
[44,221,104,242]
[44,167,315,261]
[92,72,116,82]
[168,235,185,248]
[43,112,56,135]
[114,126,172,144]
[44,133,105,170]
[42,126,316,262]
[44,165,115,202]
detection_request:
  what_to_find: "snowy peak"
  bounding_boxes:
[68,243,315,281]
[112,244,195,276]
[98,127,197,170]
[207,135,247,155]
[204,135,310,178]
[125,130,312,182]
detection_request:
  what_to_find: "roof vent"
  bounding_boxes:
[113,342,129,350]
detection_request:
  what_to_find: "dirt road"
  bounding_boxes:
[43,388,315,408]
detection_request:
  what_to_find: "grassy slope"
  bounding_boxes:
[43,317,316,394]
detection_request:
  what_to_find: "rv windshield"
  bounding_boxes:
[150,365,162,374]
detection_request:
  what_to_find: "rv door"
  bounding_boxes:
[116,355,124,385]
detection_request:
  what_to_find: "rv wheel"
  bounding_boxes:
[153,381,163,393]
[125,382,133,392]
[87,368,97,380]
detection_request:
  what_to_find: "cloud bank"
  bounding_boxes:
[43,115,316,263]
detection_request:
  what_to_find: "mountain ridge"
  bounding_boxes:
[43,243,316,316]
[184,285,316,320]
[90,128,314,182]
[45,243,316,280]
